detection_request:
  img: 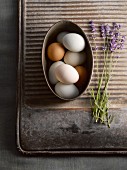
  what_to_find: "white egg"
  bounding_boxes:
[49,61,64,84]
[57,32,69,44]
[64,51,86,66]
[55,82,79,99]
[55,64,79,84]
[63,33,85,52]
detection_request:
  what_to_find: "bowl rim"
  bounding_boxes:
[42,20,94,101]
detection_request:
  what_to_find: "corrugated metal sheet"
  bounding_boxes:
[23,0,127,108]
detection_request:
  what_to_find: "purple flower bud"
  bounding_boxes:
[113,22,121,30]
[92,46,98,51]
[102,46,107,51]
[116,44,121,49]
[120,43,124,49]
[106,24,110,30]
[121,35,125,42]
[105,24,111,35]
[89,21,97,39]
[118,24,121,29]
[109,31,113,36]
[110,47,115,52]
[92,28,96,32]
[113,22,117,28]
[122,35,125,39]
[116,56,120,58]
[101,24,105,32]
[113,43,117,49]
[111,38,116,44]
[115,32,120,38]
[100,24,106,38]
[89,21,94,25]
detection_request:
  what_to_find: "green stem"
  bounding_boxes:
[95,38,107,119]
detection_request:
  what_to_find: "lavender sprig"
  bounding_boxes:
[89,21,125,127]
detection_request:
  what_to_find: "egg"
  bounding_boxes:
[48,61,64,84]
[57,32,69,44]
[64,51,86,66]
[55,82,79,99]
[63,33,85,52]
[75,66,88,87]
[47,42,65,61]
[55,64,79,84]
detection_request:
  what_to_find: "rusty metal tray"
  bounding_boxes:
[17,0,127,155]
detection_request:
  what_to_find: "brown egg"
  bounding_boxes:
[47,42,65,61]
[75,66,88,87]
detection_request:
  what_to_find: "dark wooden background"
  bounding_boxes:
[0,0,127,169]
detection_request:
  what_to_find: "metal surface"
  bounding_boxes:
[17,0,127,155]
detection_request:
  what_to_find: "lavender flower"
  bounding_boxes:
[113,22,117,29]
[121,35,125,42]
[89,21,96,32]
[113,22,121,30]
[120,43,124,50]
[110,44,116,52]
[89,21,96,39]
[104,23,126,52]
[100,24,106,38]
[105,24,111,36]
[116,56,120,58]
[115,32,120,38]
[120,36,125,49]
[109,30,113,36]
[115,36,125,50]
[109,36,118,52]
[92,46,98,51]
[102,46,107,51]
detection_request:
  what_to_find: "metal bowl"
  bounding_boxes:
[42,20,93,100]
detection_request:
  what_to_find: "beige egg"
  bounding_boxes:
[64,51,86,66]
[55,82,79,99]
[55,64,79,84]
[48,61,64,84]
[47,42,65,61]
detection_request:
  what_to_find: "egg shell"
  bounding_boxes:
[55,64,79,84]
[75,66,88,87]
[47,42,65,61]
[49,61,64,84]
[63,33,85,52]
[64,51,86,66]
[55,82,79,99]
[57,32,69,44]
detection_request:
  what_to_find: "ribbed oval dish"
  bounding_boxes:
[42,21,93,100]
